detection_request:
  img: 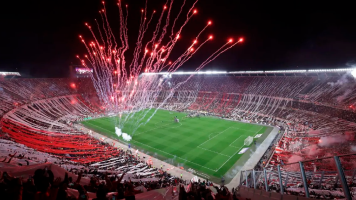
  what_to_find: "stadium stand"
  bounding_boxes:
[0,71,356,199]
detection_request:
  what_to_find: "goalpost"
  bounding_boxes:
[244,136,254,146]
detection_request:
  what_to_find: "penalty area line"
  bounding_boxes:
[131,140,217,172]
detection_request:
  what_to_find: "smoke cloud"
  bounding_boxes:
[115,127,132,141]
[351,146,356,152]
[318,135,348,147]
[336,89,352,102]
[122,133,132,141]
[115,127,122,137]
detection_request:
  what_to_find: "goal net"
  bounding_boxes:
[244,136,254,146]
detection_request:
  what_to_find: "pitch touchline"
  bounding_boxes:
[254,126,264,137]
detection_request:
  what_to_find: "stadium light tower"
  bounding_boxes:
[351,69,356,78]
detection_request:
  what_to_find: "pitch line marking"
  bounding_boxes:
[214,126,264,172]
[84,121,217,172]
[198,126,248,148]
[131,140,217,172]
[197,146,230,157]
[84,118,266,173]
[254,126,264,137]
[197,127,235,147]
[228,135,245,148]
[215,146,244,172]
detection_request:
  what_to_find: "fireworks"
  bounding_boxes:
[76,0,243,139]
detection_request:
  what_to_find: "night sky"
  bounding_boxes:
[1,0,356,78]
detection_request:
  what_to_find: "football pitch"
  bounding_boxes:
[81,109,272,181]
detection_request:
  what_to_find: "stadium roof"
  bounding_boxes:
[142,68,356,76]
[0,72,21,76]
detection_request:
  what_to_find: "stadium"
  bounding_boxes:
[1,0,356,199]
[1,69,356,199]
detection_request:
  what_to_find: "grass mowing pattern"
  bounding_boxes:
[81,109,267,178]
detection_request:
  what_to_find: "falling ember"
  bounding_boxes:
[76,0,243,136]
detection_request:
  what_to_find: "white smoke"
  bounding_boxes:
[305,144,321,156]
[122,133,132,141]
[336,89,352,102]
[327,73,350,87]
[351,146,356,152]
[284,155,304,171]
[318,135,348,147]
[115,127,122,137]
[115,127,132,141]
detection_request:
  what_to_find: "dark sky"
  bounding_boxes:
[1,0,356,77]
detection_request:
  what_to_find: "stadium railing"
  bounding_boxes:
[239,153,356,200]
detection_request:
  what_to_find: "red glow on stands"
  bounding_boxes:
[114,70,117,74]
[228,38,233,43]
[111,96,114,100]
[141,9,144,13]
[193,9,197,14]
[208,21,212,25]
[190,48,194,52]
[193,40,197,44]
[164,5,167,10]
[169,61,172,64]
[209,35,213,40]
[239,37,244,42]
[70,83,76,89]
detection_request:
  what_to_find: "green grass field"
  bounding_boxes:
[81,109,269,181]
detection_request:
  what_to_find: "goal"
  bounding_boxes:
[244,136,254,146]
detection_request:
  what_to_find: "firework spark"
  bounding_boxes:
[77,0,243,139]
